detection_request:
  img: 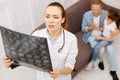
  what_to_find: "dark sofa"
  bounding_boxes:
[33,0,120,78]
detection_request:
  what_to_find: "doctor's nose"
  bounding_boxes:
[48,18,54,23]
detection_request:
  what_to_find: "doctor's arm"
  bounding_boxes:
[49,36,78,78]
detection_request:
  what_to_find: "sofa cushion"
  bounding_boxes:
[74,31,91,70]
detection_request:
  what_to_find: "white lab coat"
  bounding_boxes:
[32,28,78,80]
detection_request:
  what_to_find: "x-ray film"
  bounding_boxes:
[0,26,52,72]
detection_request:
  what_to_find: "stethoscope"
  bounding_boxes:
[58,29,65,53]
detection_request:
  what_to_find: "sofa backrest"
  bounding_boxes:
[66,0,120,34]
[66,0,91,34]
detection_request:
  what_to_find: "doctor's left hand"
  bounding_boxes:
[49,68,60,79]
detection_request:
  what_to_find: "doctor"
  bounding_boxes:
[2,2,78,80]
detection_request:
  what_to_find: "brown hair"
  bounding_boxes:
[47,2,68,29]
[108,9,120,29]
[90,0,102,7]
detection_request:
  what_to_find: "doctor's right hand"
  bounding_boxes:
[2,56,14,68]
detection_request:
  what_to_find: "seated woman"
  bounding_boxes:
[2,2,78,80]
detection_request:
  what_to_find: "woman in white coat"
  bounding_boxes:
[2,2,78,80]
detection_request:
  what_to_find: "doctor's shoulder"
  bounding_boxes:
[32,28,46,38]
[64,29,77,41]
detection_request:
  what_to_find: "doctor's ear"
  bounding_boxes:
[61,17,65,23]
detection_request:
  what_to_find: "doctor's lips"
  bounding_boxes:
[48,25,55,28]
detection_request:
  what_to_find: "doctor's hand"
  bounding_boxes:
[2,56,14,68]
[49,68,60,79]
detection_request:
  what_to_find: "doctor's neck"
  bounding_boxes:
[48,28,62,39]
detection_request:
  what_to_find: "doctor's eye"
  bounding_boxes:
[45,15,50,18]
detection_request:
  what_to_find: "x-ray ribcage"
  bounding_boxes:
[0,26,52,72]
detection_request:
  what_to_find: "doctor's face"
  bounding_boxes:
[45,6,65,32]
